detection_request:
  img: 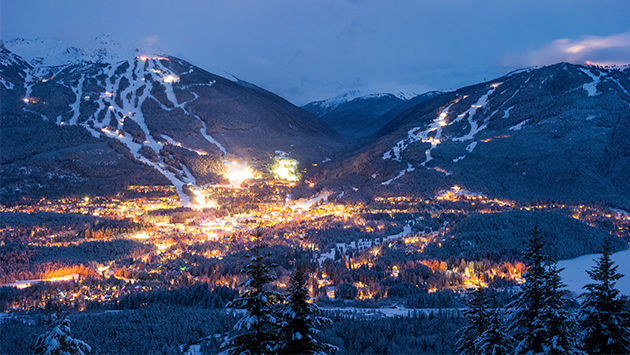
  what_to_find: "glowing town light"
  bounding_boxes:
[489,82,502,89]
[192,188,218,210]
[155,243,169,251]
[224,160,258,186]
[132,232,150,240]
[22,97,38,104]
[206,231,218,241]
[437,111,448,126]
[272,157,300,182]
[421,137,441,146]
[137,55,149,61]
[392,265,400,278]
[161,74,180,83]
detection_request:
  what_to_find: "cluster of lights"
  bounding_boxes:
[224,160,259,186]
[161,74,180,83]
[422,137,441,146]
[272,156,300,182]
[132,232,150,240]
[191,188,218,210]
[437,111,448,127]
[136,55,169,61]
[22,97,38,104]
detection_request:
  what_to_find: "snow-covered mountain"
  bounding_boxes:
[302,91,434,138]
[3,36,134,69]
[0,38,343,204]
[4,36,630,209]
[303,90,417,117]
[313,63,630,209]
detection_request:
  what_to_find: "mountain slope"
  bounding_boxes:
[314,63,630,208]
[0,39,344,204]
[303,91,441,138]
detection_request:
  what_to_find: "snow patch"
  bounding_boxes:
[559,247,630,295]
[509,120,528,131]
[381,162,414,185]
[579,67,602,97]
[503,105,514,118]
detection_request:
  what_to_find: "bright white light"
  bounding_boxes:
[437,112,448,126]
[132,232,150,240]
[162,74,180,83]
[272,157,299,182]
[155,243,169,251]
[192,188,218,210]
[422,137,440,146]
[224,160,258,186]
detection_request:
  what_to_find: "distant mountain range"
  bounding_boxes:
[311,63,630,209]
[302,91,440,138]
[2,37,630,209]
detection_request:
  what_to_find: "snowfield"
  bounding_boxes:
[559,247,630,295]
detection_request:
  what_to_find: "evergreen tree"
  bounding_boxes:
[474,307,514,355]
[457,285,491,354]
[279,268,337,354]
[538,263,582,353]
[579,238,630,354]
[34,316,91,355]
[509,227,549,354]
[222,243,283,354]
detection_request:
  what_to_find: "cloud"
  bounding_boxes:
[504,31,630,67]
[140,35,161,53]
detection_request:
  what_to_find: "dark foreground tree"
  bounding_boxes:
[579,238,630,354]
[457,279,512,355]
[222,243,283,354]
[538,263,581,353]
[279,268,337,354]
[510,227,582,354]
[509,227,549,354]
[457,284,491,354]
[474,307,513,355]
[34,316,91,355]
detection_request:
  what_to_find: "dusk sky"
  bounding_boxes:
[2,0,630,104]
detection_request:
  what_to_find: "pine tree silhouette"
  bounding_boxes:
[457,282,491,354]
[279,268,337,354]
[509,227,549,354]
[222,241,283,354]
[579,238,630,354]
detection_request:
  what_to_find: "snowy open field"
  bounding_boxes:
[559,247,630,295]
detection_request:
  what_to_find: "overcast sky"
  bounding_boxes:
[2,0,630,104]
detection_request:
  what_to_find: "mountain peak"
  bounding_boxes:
[3,35,138,68]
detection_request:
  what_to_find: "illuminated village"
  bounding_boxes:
[2,154,629,313]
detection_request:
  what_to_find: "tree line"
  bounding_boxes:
[456,227,630,354]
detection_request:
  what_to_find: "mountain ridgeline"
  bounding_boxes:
[0,41,343,203]
[1,39,630,210]
[310,63,630,209]
[302,91,441,138]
